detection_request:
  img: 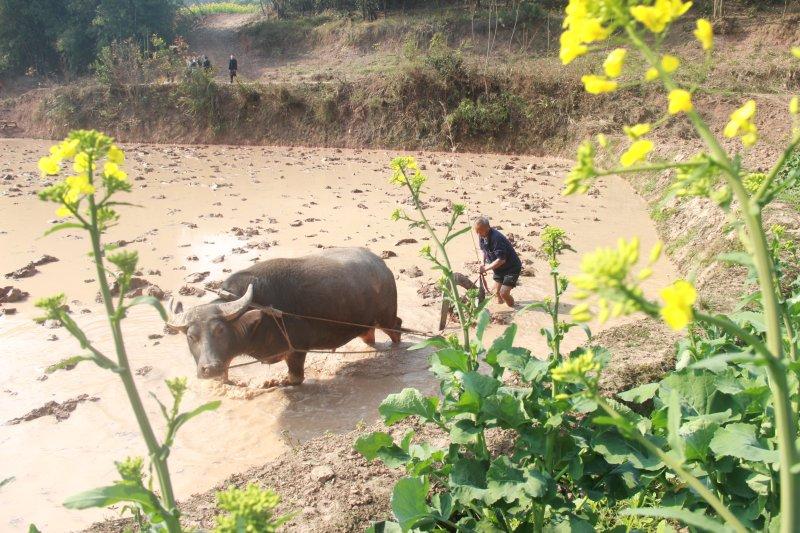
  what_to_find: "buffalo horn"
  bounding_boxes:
[219,283,254,320]
[166,297,188,331]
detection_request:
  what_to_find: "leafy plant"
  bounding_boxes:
[35,130,222,531]
[358,2,800,532]
[213,483,291,533]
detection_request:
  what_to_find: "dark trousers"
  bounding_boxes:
[229,70,237,83]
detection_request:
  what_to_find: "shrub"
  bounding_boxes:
[358,2,800,532]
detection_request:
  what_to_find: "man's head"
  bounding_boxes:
[473,216,491,238]
[230,54,235,59]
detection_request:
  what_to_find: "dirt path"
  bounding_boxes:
[0,139,675,531]
[185,13,271,82]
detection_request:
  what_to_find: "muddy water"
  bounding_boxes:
[0,139,675,531]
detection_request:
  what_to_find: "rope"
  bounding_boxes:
[208,287,438,337]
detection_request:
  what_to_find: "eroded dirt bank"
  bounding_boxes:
[0,139,674,531]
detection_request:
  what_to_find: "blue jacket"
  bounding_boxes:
[479,228,522,274]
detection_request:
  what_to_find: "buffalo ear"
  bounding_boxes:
[234,309,263,338]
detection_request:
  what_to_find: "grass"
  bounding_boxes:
[182,2,260,15]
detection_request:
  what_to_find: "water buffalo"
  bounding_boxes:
[167,247,402,385]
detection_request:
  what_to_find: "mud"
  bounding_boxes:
[6,394,99,425]
[0,139,675,531]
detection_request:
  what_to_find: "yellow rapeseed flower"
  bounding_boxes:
[659,280,696,330]
[73,152,95,174]
[694,19,713,50]
[723,100,756,137]
[791,96,799,115]
[603,48,627,78]
[623,123,651,139]
[560,31,589,65]
[38,156,60,175]
[108,145,125,164]
[648,241,664,263]
[723,100,758,147]
[630,0,692,33]
[64,174,95,203]
[620,139,654,167]
[792,47,800,59]
[668,89,693,114]
[645,67,659,82]
[559,1,610,65]
[56,206,72,217]
[661,54,680,73]
[570,302,592,323]
[581,74,618,94]
[104,162,128,182]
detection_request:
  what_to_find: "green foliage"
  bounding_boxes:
[214,484,290,533]
[183,1,260,15]
[0,0,182,75]
[94,35,186,87]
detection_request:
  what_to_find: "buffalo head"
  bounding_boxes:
[167,284,263,379]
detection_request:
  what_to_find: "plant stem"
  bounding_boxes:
[405,178,471,351]
[87,192,180,531]
[628,28,800,532]
[594,396,748,533]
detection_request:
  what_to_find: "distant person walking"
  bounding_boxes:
[202,55,211,71]
[228,54,238,83]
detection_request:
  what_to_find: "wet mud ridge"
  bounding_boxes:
[6,394,99,425]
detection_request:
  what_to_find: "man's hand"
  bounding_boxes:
[479,264,488,274]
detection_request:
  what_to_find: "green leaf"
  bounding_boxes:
[63,483,163,513]
[450,419,482,445]
[680,412,731,462]
[667,390,684,461]
[484,323,517,366]
[621,507,728,533]
[410,337,449,351]
[28,525,42,533]
[718,251,755,268]
[379,388,438,425]
[366,521,403,533]
[457,372,500,412]
[430,348,471,374]
[496,347,531,374]
[484,456,548,505]
[167,401,221,445]
[475,309,490,342]
[618,382,659,403]
[443,225,471,245]
[660,372,728,415]
[430,493,453,521]
[125,295,168,321]
[355,432,394,459]
[690,352,759,372]
[449,458,488,504]
[592,432,663,470]
[43,222,86,236]
[482,392,528,428]
[391,477,430,531]
[45,355,93,374]
[1,476,15,489]
[709,423,780,463]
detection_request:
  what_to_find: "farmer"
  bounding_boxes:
[202,55,211,71]
[474,216,522,307]
[228,54,238,83]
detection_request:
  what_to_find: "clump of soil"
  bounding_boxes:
[6,394,99,425]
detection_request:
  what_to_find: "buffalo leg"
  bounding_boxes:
[382,317,402,344]
[286,351,306,385]
[360,328,376,346]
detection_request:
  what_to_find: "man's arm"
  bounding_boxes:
[480,257,506,273]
